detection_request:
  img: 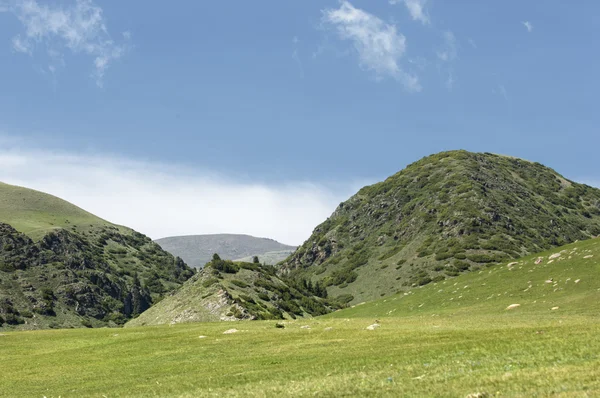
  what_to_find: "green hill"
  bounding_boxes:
[282,150,600,304]
[0,183,195,330]
[155,234,296,268]
[127,255,331,327]
[0,182,118,240]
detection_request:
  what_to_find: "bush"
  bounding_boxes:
[467,254,495,263]
[258,293,270,301]
[454,260,470,271]
[417,276,432,286]
[202,278,219,288]
[434,252,453,261]
[4,313,24,325]
[231,280,249,288]
[335,294,354,305]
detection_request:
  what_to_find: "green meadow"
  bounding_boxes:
[1,239,599,397]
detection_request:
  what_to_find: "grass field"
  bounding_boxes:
[1,239,599,397]
[0,182,118,240]
[1,314,598,397]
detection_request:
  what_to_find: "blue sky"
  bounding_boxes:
[0,0,599,244]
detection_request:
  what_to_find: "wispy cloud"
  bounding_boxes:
[522,21,533,33]
[292,36,304,78]
[492,83,509,102]
[0,143,358,246]
[322,1,420,91]
[5,0,129,86]
[436,31,458,90]
[468,38,477,49]
[390,0,430,25]
[436,31,457,62]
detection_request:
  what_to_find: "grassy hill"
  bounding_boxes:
[0,182,118,240]
[0,182,195,330]
[127,256,331,327]
[328,237,600,319]
[1,238,599,396]
[156,234,296,268]
[282,150,600,304]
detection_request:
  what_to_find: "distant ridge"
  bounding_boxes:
[155,234,296,268]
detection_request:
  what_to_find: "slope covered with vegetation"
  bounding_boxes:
[127,255,331,327]
[0,182,117,240]
[282,150,600,304]
[2,238,599,397]
[156,234,296,268]
[0,183,194,330]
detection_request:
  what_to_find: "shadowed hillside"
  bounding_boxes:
[0,183,194,330]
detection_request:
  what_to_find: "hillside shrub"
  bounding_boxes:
[202,278,219,288]
[335,294,354,305]
[231,280,249,288]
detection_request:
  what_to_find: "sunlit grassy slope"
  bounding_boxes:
[0,182,119,240]
[328,237,600,319]
[1,238,599,397]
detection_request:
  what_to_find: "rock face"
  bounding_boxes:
[281,150,600,304]
[0,222,194,330]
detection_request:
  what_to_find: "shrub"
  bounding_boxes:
[467,254,495,263]
[231,280,249,288]
[258,293,270,301]
[202,278,219,288]
[454,260,470,271]
[417,276,432,286]
[335,294,354,305]
[434,252,453,261]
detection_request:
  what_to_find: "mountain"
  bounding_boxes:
[0,182,195,330]
[234,250,295,265]
[126,255,331,327]
[281,150,600,304]
[155,234,296,268]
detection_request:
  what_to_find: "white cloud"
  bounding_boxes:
[522,21,533,32]
[492,84,509,102]
[468,38,477,49]
[390,0,429,25]
[0,146,358,246]
[437,31,457,62]
[436,31,457,91]
[292,35,304,78]
[6,0,129,86]
[323,1,420,91]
